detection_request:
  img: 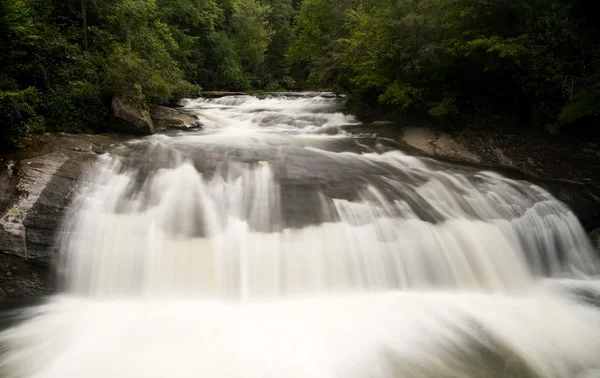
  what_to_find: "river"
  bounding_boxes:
[1,93,600,377]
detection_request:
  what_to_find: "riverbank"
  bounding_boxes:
[344,123,600,239]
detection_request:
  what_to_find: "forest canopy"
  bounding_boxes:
[1,0,599,148]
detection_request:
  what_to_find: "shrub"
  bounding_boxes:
[44,81,109,133]
[0,88,43,149]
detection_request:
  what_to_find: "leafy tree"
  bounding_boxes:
[0,89,43,149]
[288,0,351,87]
[290,0,600,130]
[230,0,274,85]
[4,0,600,148]
[262,0,296,89]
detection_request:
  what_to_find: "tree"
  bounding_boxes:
[290,0,600,130]
[230,0,274,84]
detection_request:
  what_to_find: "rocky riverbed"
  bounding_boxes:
[344,123,600,242]
[2,122,600,297]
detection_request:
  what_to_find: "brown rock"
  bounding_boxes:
[150,105,202,131]
[111,96,154,135]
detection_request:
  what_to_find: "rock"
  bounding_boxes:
[342,124,600,234]
[541,181,600,232]
[589,228,600,250]
[394,126,600,186]
[200,91,341,99]
[341,122,398,135]
[0,133,130,297]
[202,91,248,98]
[400,126,481,164]
[111,96,154,135]
[255,92,340,99]
[150,105,202,131]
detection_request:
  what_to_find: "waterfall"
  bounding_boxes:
[2,93,600,378]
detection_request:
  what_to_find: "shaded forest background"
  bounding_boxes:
[1,0,599,148]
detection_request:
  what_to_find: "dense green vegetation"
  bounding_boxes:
[290,0,600,131]
[1,0,599,148]
[0,0,298,148]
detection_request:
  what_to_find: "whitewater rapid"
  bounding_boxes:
[1,93,600,378]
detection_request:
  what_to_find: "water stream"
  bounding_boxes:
[2,93,600,377]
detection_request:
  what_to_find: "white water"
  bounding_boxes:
[2,93,600,377]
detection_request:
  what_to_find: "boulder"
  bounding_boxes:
[111,96,154,135]
[0,133,130,297]
[150,105,202,131]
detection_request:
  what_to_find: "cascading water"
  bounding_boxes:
[2,93,600,378]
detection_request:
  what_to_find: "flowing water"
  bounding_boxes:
[2,93,600,377]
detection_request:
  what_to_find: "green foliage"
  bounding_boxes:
[101,0,198,103]
[288,0,351,87]
[230,0,274,86]
[558,77,600,125]
[5,0,599,148]
[44,81,108,132]
[260,0,295,88]
[194,31,249,91]
[0,88,43,149]
[2,0,315,148]
[428,96,459,117]
[291,0,600,131]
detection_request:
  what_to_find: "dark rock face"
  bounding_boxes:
[150,105,202,131]
[590,228,600,250]
[0,133,130,297]
[111,96,154,135]
[541,182,600,233]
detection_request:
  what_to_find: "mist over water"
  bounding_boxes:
[2,93,600,377]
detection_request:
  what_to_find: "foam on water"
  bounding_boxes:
[55,157,595,298]
[3,291,600,378]
[182,93,358,133]
[1,93,600,378]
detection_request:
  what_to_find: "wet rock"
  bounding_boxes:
[341,122,399,136]
[255,92,340,99]
[111,96,154,135]
[341,124,600,234]
[0,253,51,298]
[0,133,130,297]
[201,91,248,98]
[541,181,600,233]
[400,126,481,164]
[150,105,202,131]
[589,228,600,250]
